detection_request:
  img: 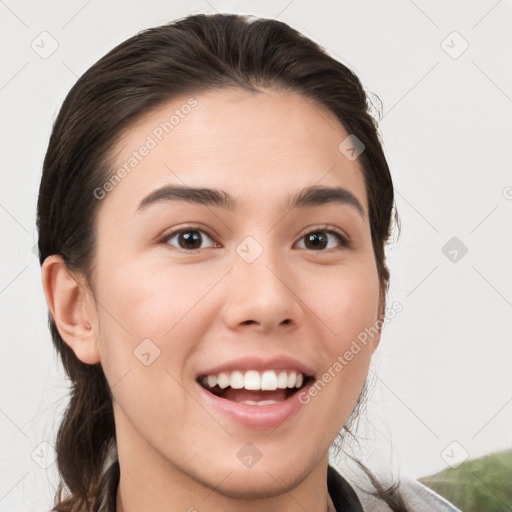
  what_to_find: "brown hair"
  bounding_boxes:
[37,13,403,511]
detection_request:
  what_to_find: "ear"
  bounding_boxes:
[370,284,387,354]
[41,255,100,364]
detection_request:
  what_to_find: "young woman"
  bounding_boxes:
[37,13,460,512]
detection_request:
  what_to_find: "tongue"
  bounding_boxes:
[221,387,290,403]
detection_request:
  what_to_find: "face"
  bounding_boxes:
[88,88,382,497]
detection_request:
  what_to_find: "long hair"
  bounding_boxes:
[36,13,403,511]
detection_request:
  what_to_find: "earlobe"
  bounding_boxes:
[41,255,100,365]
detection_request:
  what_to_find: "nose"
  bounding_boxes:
[220,237,302,333]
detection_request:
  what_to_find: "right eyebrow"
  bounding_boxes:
[137,184,236,212]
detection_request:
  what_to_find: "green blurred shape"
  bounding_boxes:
[419,449,512,512]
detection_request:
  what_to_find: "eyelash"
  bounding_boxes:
[160,224,350,252]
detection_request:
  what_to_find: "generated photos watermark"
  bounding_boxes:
[298,300,403,404]
[93,97,198,200]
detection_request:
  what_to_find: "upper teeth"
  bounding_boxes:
[202,370,304,391]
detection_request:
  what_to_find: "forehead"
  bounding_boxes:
[102,88,368,216]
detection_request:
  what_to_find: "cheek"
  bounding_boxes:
[94,266,203,438]
[94,259,225,389]
[291,259,380,440]
[92,263,178,384]
[95,257,213,339]
[303,256,380,397]
[305,258,381,349]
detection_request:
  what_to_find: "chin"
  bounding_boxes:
[187,452,317,500]
[206,466,308,500]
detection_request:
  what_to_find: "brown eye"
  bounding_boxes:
[296,228,348,251]
[163,228,217,251]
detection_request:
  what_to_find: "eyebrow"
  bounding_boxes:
[137,184,365,218]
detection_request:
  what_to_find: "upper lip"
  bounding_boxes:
[196,356,316,379]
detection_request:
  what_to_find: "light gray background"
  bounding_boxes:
[1,1,511,510]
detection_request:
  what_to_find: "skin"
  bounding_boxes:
[42,88,383,512]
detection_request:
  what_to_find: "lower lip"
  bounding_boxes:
[197,381,313,430]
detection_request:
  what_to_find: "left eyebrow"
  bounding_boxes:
[286,185,365,218]
[136,184,366,218]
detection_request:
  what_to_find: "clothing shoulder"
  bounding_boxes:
[395,477,462,512]
[329,464,462,512]
[354,476,463,511]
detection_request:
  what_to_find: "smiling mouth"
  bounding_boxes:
[197,370,314,405]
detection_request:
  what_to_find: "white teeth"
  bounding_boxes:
[240,400,279,406]
[201,369,307,391]
[261,370,278,390]
[244,370,261,390]
[217,372,230,389]
[230,370,244,389]
[287,370,297,388]
[277,371,288,389]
